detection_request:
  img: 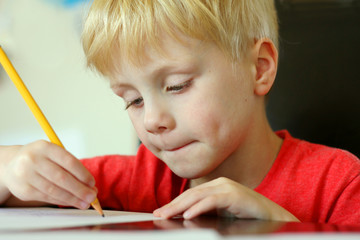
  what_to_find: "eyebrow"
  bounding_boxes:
[150,61,198,80]
[111,61,198,90]
[110,82,131,91]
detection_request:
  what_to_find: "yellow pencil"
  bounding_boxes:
[0,46,104,217]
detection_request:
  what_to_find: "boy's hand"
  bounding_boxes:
[0,141,96,209]
[153,177,299,222]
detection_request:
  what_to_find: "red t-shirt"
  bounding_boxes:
[81,130,360,225]
[255,131,360,225]
[81,146,188,212]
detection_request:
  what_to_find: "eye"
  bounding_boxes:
[165,79,193,93]
[125,97,143,110]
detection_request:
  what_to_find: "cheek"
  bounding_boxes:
[128,113,146,141]
[188,93,251,147]
[186,99,224,141]
[130,117,159,155]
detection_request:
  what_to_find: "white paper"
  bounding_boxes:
[1,208,359,240]
[0,229,221,240]
[0,207,159,230]
[0,208,221,240]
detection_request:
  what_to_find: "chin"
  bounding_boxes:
[174,171,204,179]
[169,163,216,179]
[159,146,222,179]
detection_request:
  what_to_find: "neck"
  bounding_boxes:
[190,109,283,189]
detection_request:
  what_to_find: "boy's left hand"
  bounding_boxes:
[153,177,299,222]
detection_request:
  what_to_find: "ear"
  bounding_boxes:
[253,38,278,96]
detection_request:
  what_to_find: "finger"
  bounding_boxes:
[154,192,196,218]
[155,178,239,219]
[155,186,219,219]
[165,179,227,207]
[8,175,70,208]
[182,194,228,219]
[35,158,96,205]
[28,172,92,209]
[33,188,89,209]
[18,168,89,208]
[32,141,95,187]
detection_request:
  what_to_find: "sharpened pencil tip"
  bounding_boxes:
[102,214,105,218]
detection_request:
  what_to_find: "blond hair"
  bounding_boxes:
[82,0,279,78]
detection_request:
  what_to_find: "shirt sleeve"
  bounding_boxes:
[327,172,360,225]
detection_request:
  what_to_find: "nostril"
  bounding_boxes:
[143,102,176,133]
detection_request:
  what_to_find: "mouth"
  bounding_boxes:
[166,141,195,152]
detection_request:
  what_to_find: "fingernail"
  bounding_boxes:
[80,201,89,209]
[86,194,96,204]
[183,211,191,219]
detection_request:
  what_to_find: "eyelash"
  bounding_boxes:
[125,97,143,110]
[166,79,193,92]
[125,79,193,110]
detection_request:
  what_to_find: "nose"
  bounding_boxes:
[143,98,175,134]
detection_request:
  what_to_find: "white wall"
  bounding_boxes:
[0,0,137,158]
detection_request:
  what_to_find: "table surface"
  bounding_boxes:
[60,217,360,236]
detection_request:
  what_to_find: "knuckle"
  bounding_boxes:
[217,177,229,183]
[13,152,39,172]
[223,183,235,192]
[45,184,57,196]
[204,194,217,204]
[17,152,36,165]
[12,157,33,178]
[85,175,95,187]
[12,164,27,179]
[190,189,205,200]
[33,139,50,149]
[216,177,235,188]
[53,171,67,185]
[64,157,77,169]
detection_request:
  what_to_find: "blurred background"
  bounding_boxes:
[0,0,137,158]
[268,0,360,157]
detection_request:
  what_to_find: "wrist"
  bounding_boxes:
[0,145,22,205]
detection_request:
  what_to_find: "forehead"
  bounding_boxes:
[110,32,208,83]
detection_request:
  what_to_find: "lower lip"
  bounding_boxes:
[168,142,194,152]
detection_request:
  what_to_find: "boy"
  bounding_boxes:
[0,0,359,225]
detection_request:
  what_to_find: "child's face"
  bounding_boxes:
[110,33,258,179]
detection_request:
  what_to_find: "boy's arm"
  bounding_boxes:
[154,177,299,222]
[0,142,97,208]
